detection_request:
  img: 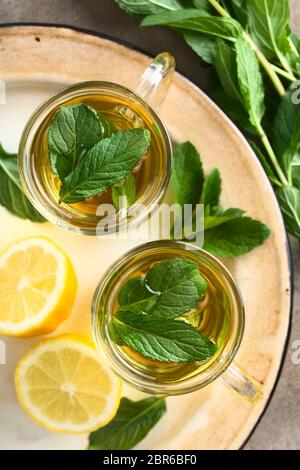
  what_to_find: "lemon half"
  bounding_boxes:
[0,237,77,337]
[15,334,122,434]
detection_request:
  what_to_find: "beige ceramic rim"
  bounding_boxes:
[0,25,292,450]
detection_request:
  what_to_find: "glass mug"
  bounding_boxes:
[18,53,174,236]
[92,240,262,402]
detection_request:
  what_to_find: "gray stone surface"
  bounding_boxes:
[0,0,299,451]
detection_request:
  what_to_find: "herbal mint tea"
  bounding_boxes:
[31,93,165,218]
[108,253,232,383]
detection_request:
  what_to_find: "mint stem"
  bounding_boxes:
[256,123,290,187]
[271,64,296,82]
[208,0,286,97]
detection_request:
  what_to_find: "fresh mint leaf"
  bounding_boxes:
[215,40,241,102]
[118,277,157,313]
[0,144,45,222]
[89,397,166,450]
[276,186,300,239]
[192,0,212,13]
[235,36,265,129]
[48,104,103,180]
[247,0,290,60]
[172,141,204,207]
[119,258,207,319]
[204,208,245,230]
[98,113,118,138]
[200,168,221,208]
[272,87,300,174]
[109,310,216,362]
[183,30,216,64]
[115,0,187,15]
[292,153,300,189]
[204,216,271,257]
[144,257,207,318]
[142,12,242,41]
[59,128,150,204]
[225,0,248,28]
[112,173,136,209]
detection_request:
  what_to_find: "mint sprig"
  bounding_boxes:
[172,142,271,258]
[109,257,216,363]
[114,0,300,241]
[59,128,150,203]
[119,257,207,319]
[48,103,150,206]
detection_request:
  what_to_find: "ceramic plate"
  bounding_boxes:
[0,25,292,450]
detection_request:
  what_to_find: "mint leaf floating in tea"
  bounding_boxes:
[89,396,166,451]
[0,144,45,222]
[97,112,118,138]
[48,103,104,180]
[118,277,157,314]
[109,310,216,362]
[144,257,207,318]
[59,128,151,204]
[118,258,207,318]
[112,173,137,210]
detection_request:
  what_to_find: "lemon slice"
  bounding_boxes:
[0,237,77,337]
[15,334,122,434]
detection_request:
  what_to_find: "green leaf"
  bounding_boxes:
[192,0,212,12]
[235,36,265,128]
[119,258,207,318]
[276,186,300,239]
[225,0,248,28]
[112,173,136,209]
[109,310,216,362]
[209,86,255,134]
[144,257,207,318]
[142,12,242,41]
[272,87,300,173]
[0,144,45,222]
[215,40,241,102]
[182,30,216,64]
[48,104,104,180]
[171,141,204,207]
[204,216,271,257]
[115,0,188,15]
[200,168,221,207]
[292,152,300,189]
[118,277,157,313]
[59,128,151,204]
[97,113,118,138]
[204,208,245,230]
[247,0,290,60]
[89,397,166,450]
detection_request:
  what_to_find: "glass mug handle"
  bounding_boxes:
[135,52,176,108]
[222,363,263,403]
